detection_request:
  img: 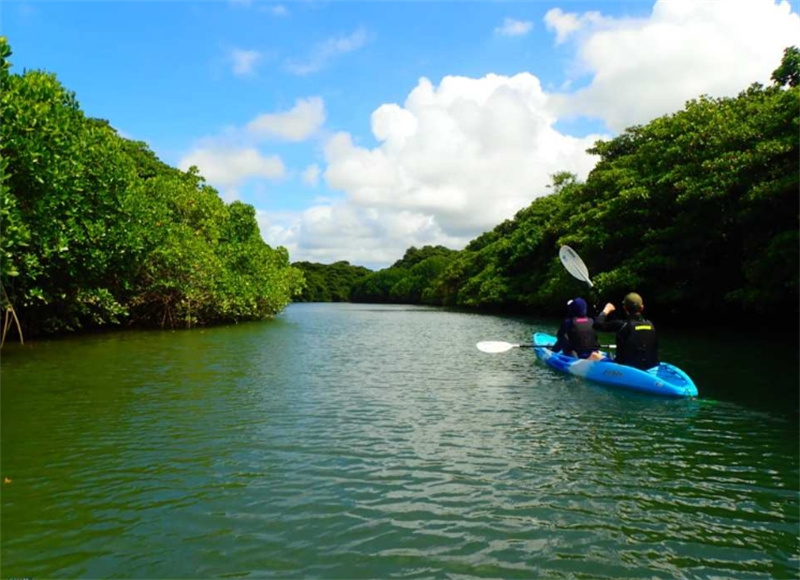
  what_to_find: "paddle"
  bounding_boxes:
[559,245,593,288]
[477,341,534,353]
[559,244,609,317]
[476,340,615,354]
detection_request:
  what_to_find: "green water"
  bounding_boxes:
[1,303,798,578]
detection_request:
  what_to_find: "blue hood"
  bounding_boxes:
[568,297,587,317]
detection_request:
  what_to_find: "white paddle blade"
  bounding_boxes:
[476,341,520,353]
[559,245,594,288]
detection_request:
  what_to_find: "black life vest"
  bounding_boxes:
[616,318,659,369]
[567,317,599,353]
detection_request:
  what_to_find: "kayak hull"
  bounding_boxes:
[533,332,698,398]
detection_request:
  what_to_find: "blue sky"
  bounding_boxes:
[3,0,799,269]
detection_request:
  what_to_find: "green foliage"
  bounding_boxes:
[0,38,28,285]
[350,268,407,303]
[0,39,303,337]
[1,62,140,332]
[389,245,457,270]
[772,46,800,88]
[351,246,457,304]
[292,261,372,302]
[575,77,799,315]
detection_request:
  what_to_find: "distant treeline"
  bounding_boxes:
[292,261,372,302]
[351,245,458,304]
[0,38,304,340]
[296,47,799,321]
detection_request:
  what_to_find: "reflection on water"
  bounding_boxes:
[1,303,797,578]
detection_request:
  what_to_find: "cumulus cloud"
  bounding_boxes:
[230,48,261,76]
[179,147,285,189]
[259,73,604,266]
[323,74,603,235]
[258,203,467,268]
[247,97,326,141]
[286,27,369,75]
[549,0,800,131]
[495,18,534,37]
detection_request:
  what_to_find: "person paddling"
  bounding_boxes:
[550,297,602,360]
[594,292,659,370]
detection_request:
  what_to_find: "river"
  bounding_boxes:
[1,302,798,578]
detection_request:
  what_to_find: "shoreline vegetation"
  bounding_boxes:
[1,38,304,344]
[2,37,798,344]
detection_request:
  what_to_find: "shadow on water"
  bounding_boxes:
[655,325,799,420]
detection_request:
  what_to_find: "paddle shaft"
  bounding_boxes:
[479,341,615,351]
[538,343,617,349]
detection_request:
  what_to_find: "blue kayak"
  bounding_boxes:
[533,332,698,398]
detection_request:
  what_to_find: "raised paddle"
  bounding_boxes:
[476,340,615,354]
[559,245,593,288]
[559,244,608,316]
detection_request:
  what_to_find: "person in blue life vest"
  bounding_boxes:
[594,292,659,370]
[550,297,603,360]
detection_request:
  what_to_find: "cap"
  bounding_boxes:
[623,292,643,312]
[568,297,587,317]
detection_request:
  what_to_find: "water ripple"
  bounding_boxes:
[1,304,797,579]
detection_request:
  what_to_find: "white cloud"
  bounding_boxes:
[230,48,261,76]
[262,73,605,267]
[495,18,534,37]
[258,203,467,268]
[323,74,603,235]
[286,27,369,75]
[179,147,285,189]
[302,164,321,186]
[549,0,800,131]
[177,98,327,199]
[544,8,609,44]
[219,188,241,203]
[247,97,326,141]
[544,9,582,44]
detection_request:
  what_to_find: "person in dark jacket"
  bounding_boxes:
[593,292,659,370]
[550,297,601,359]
